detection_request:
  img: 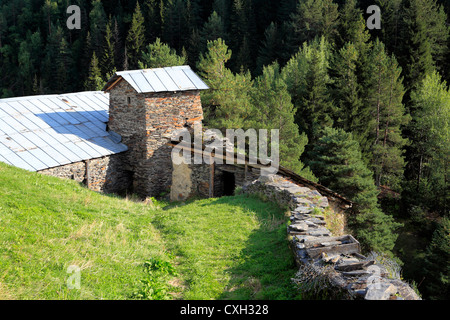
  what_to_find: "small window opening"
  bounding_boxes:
[127,97,131,104]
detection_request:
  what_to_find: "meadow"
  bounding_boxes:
[0,162,299,300]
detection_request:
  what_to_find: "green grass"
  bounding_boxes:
[0,162,299,300]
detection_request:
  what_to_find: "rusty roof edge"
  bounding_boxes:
[102,74,122,92]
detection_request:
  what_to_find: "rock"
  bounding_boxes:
[364,283,397,300]
[305,221,320,229]
[341,270,370,277]
[294,206,313,214]
[258,174,275,183]
[318,196,329,207]
[295,235,315,242]
[289,223,309,232]
[293,197,313,205]
[308,228,332,237]
[296,243,306,249]
[308,190,322,197]
[321,253,341,264]
[335,260,375,272]
[309,218,327,225]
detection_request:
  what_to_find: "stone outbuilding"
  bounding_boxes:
[0,65,351,207]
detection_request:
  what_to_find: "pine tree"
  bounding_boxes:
[399,0,449,91]
[186,28,202,66]
[18,41,33,95]
[406,71,450,215]
[376,0,403,55]
[281,36,335,153]
[286,0,339,55]
[255,22,281,75]
[144,0,163,41]
[251,62,314,179]
[423,217,450,300]
[229,0,257,72]
[126,1,146,69]
[101,17,116,80]
[162,0,186,52]
[197,38,253,130]
[112,17,123,70]
[85,52,104,91]
[56,37,71,93]
[362,39,410,190]
[337,0,371,55]
[331,42,363,133]
[138,38,186,69]
[89,0,107,57]
[201,11,227,45]
[309,127,402,253]
[41,24,63,92]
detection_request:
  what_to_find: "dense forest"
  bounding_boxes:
[0,0,448,299]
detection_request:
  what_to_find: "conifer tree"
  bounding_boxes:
[162,0,186,52]
[102,17,116,80]
[423,217,450,300]
[251,62,314,179]
[331,42,362,133]
[85,52,104,91]
[255,22,281,75]
[89,0,107,57]
[399,0,449,91]
[56,37,71,92]
[201,11,227,46]
[138,38,186,69]
[362,39,409,190]
[376,0,403,55]
[337,0,371,55]
[229,0,257,72]
[18,41,33,95]
[112,18,123,70]
[310,127,402,253]
[126,1,146,69]
[286,0,339,55]
[405,71,450,215]
[281,36,335,154]
[197,38,253,130]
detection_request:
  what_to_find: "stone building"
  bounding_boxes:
[102,67,207,197]
[0,65,351,209]
[0,66,211,199]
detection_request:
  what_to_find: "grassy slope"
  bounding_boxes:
[0,162,298,300]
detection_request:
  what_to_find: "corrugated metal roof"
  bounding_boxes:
[0,91,128,172]
[102,65,210,93]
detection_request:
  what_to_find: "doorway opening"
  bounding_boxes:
[222,171,236,196]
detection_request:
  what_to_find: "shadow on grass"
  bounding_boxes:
[197,194,300,300]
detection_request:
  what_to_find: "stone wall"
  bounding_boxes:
[108,79,203,198]
[243,174,421,300]
[39,154,132,195]
[170,162,261,201]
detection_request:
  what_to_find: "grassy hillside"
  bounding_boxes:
[0,162,298,300]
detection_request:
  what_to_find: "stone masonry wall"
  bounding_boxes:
[39,154,132,195]
[170,162,261,201]
[243,174,421,300]
[108,79,203,198]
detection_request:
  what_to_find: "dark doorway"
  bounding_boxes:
[222,171,236,196]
